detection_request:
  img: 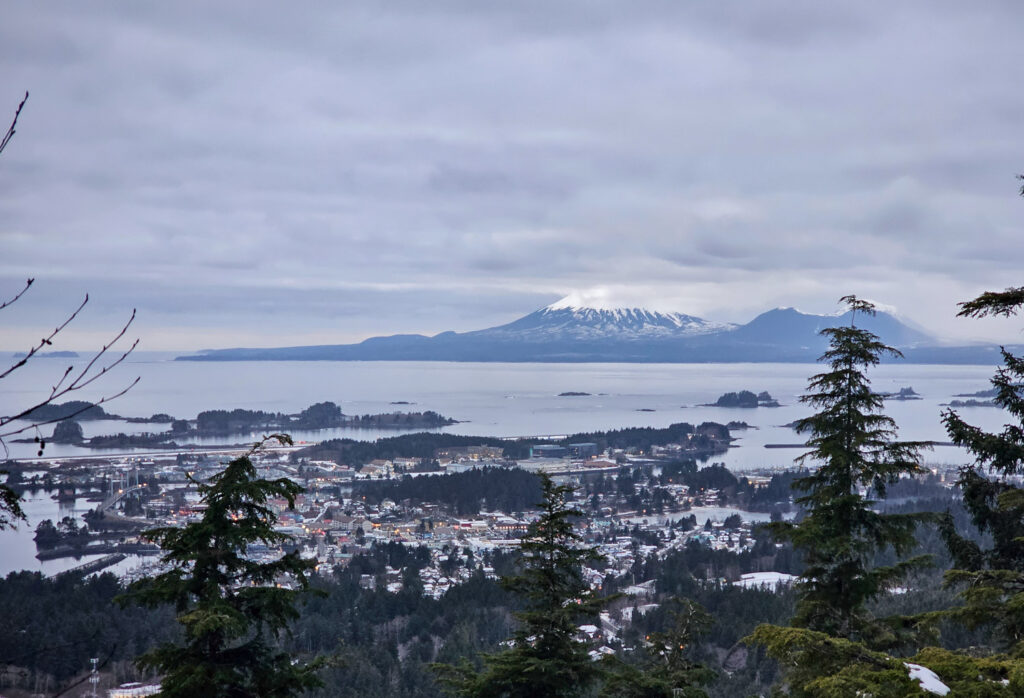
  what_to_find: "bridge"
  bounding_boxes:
[97,485,147,512]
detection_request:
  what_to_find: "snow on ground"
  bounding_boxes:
[732,572,796,590]
[905,663,950,696]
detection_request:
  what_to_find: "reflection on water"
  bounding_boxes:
[0,491,98,577]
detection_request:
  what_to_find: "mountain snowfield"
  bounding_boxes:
[471,298,737,342]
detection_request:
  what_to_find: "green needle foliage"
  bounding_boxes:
[768,295,931,642]
[747,296,934,694]
[122,435,323,697]
[434,472,606,698]
[747,285,1024,696]
[942,285,1024,654]
[747,625,1022,696]
[600,598,714,698]
[0,477,24,530]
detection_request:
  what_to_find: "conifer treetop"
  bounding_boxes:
[940,280,1024,655]
[434,473,607,698]
[765,295,930,641]
[122,435,324,698]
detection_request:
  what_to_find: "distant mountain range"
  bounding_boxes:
[176,298,1016,364]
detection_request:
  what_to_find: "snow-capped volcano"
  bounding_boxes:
[467,297,736,342]
[179,295,959,364]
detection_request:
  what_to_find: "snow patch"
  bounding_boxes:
[732,572,796,590]
[905,663,950,695]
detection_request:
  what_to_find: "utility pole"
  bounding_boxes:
[88,657,99,698]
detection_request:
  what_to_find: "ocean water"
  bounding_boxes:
[0,356,1010,576]
[0,355,1008,467]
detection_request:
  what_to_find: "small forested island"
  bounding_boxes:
[946,385,1024,406]
[50,420,86,444]
[880,386,921,400]
[12,350,79,358]
[347,411,456,429]
[125,413,175,424]
[558,391,591,397]
[36,401,459,450]
[295,420,733,466]
[704,390,780,408]
[944,398,998,408]
[9,400,173,424]
[954,387,1000,398]
[189,402,456,434]
[16,400,118,422]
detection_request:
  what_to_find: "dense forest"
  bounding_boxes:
[0,482,984,697]
[356,468,543,515]
[293,420,733,467]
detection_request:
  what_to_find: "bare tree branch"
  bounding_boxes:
[1,377,141,439]
[0,90,28,157]
[0,307,140,434]
[0,277,34,311]
[0,293,90,382]
[0,93,140,529]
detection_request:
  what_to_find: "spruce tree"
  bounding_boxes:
[747,291,1024,696]
[434,472,605,698]
[122,436,323,697]
[747,296,935,695]
[941,285,1024,653]
[769,295,930,642]
[600,598,714,698]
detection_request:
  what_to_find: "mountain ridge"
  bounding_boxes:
[175,299,1009,364]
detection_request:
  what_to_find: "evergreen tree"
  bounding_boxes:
[746,296,935,695]
[767,295,930,642]
[433,473,605,697]
[600,598,714,698]
[123,436,323,697]
[941,284,1024,653]
[747,290,1024,696]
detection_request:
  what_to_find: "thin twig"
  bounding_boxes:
[0,277,33,311]
[0,293,90,382]
[53,309,138,395]
[0,376,140,437]
[0,309,138,426]
[0,91,28,157]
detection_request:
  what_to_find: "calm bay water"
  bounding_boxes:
[0,355,1009,575]
[1,354,1007,467]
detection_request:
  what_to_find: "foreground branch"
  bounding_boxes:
[0,90,28,157]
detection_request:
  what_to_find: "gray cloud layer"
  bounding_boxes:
[1,1,1022,349]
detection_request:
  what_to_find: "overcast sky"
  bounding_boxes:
[1,1,1022,351]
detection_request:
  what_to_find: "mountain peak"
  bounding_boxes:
[493,298,737,340]
[547,290,637,312]
[545,289,691,314]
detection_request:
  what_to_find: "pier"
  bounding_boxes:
[53,553,126,578]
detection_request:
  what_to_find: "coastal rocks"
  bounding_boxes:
[704,391,780,408]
